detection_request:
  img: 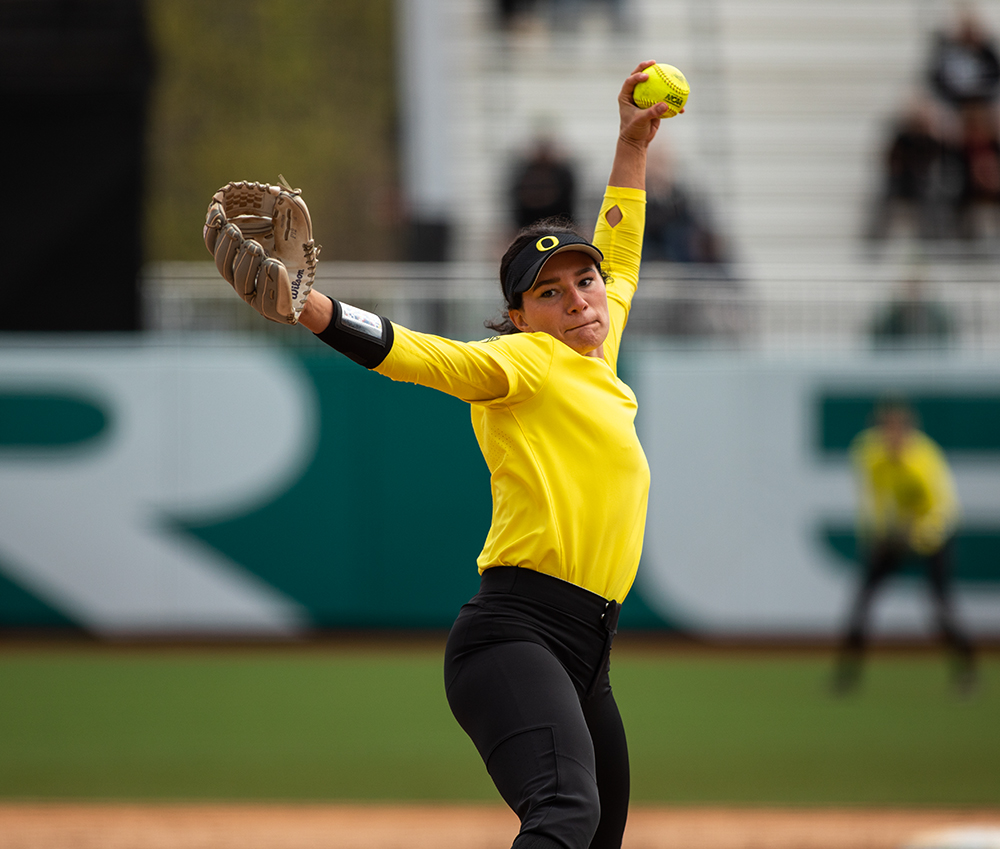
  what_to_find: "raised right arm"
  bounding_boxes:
[607,60,669,192]
[597,62,672,369]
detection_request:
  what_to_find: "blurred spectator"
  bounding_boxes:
[866,101,965,242]
[496,0,536,31]
[956,103,1000,238]
[871,276,955,346]
[643,147,726,264]
[637,148,737,339]
[928,5,1000,110]
[832,398,976,695]
[497,0,626,34]
[509,134,578,229]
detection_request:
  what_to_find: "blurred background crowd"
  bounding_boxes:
[4,0,1000,346]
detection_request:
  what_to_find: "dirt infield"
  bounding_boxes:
[2,804,1000,849]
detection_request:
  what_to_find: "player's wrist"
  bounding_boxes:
[299,291,335,334]
[619,134,653,152]
[314,298,395,369]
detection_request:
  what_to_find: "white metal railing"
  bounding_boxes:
[143,260,1000,352]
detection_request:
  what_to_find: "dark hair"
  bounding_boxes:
[485,216,609,335]
[874,393,916,426]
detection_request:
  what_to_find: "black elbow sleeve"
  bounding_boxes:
[315,297,395,369]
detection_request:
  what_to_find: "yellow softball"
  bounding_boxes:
[633,63,689,117]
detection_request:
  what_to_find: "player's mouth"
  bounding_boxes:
[567,319,599,332]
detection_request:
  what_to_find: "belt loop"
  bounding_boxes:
[602,600,621,635]
[587,600,621,699]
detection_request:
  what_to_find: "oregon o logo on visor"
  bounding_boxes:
[536,236,560,252]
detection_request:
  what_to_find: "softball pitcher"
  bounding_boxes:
[206,61,674,849]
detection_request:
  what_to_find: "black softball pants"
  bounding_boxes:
[840,537,974,660]
[444,567,628,849]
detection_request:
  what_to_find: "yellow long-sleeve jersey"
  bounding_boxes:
[850,426,959,555]
[373,186,650,602]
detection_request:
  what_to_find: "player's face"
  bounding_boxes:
[880,409,913,458]
[509,251,610,358]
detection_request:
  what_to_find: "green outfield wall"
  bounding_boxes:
[0,337,998,637]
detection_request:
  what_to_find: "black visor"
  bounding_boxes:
[503,233,604,304]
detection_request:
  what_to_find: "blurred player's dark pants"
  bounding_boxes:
[835,537,975,689]
[445,566,628,849]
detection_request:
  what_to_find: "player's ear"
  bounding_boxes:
[508,307,532,333]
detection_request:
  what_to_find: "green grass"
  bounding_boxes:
[615,653,999,806]
[0,647,996,804]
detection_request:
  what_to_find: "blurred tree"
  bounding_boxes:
[146,0,400,262]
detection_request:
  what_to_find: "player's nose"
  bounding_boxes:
[566,288,588,312]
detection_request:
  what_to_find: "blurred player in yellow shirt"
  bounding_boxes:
[833,398,976,694]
